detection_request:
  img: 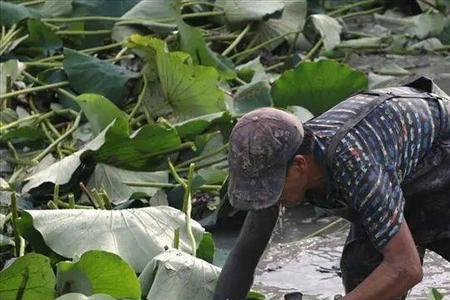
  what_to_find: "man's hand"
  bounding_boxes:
[213,205,279,300]
[343,220,423,300]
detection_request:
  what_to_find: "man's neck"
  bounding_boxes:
[305,155,327,192]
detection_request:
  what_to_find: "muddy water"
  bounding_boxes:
[212,205,450,300]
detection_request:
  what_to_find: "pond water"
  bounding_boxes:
[212,205,450,300]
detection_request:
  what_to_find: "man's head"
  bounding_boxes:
[228,107,315,210]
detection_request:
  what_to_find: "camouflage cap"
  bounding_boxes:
[228,107,304,210]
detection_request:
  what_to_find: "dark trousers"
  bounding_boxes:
[340,137,450,298]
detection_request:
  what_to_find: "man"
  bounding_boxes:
[213,77,450,300]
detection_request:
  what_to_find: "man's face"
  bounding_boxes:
[279,155,308,207]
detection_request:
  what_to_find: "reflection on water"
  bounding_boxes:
[212,205,450,299]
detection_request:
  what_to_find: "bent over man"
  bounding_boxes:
[214,77,450,300]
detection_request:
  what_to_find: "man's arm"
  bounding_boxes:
[213,205,279,300]
[343,220,423,300]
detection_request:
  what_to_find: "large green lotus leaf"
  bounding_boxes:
[0,2,42,26]
[21,121,119,193]
[139,249,220,300]
[18,18,62,57]
[38,0,73,17]
[75,93,130,136]
[196,232,215,264]
[220,0,284,27]
[70,0,140,29]
[0,60,25,94]
[111,0,176,42]
[63,48,140,107]
[56,294,115,300]
[304,14,342,51]
[374,11,446,39]
[95,121,181,170]
[286,106,314,122]
[231,81,273,115]
[0,126,47,148]
[0,253,55,300]
[236,57,270,83]
[128,35,225,121]
[56,250,140,299]
[271,60,368,114]
[174,111,233,139]
[79,163,168,205]
[253,0,308,50]
[24,206,204,272]
[177,18,236,79]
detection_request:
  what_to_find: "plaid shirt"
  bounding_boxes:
[306,87,445,249]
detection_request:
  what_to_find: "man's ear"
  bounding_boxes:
[293,155,307,171]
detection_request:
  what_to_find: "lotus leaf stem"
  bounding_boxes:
[168,161,197,254]
[328,0,379,17]
[222,24,251,56]
[99,188,113,209]
[0,111,51,132]
[91,188,106,209]
[173,228,180,249]
[68,193,76,208]
[80,182,98,209]
[128,73,148,121]
[19,236,25,256]
[123,181,222,191]
[341,6,384,19]
[176,143,229,168]
[22,71,78,101]
[230,31,301,60]
[22,0,45,6]
[10,192,21,256]
[185,163,197,256]
[38,41,123,62]
[43,11,224,24]
[266,62,285,72]
[177,156,227,172]
[33,112,81,162]
[55,29,112,35]
[180,1,224,9]
[47,200,59,209]
[284,218,346,247]
[302,37,325,62]
[0,81,69,99]
[53,184,60,207]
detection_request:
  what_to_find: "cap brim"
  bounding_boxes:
[228,164,286,210]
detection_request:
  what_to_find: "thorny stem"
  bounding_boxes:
[230,31,301,60]
[33,112,81,162]
[11,192,21,257]
[222,24,251,56]
[328,0,379,17]
[91,188,106,209]
[175,143,229,168]
[25,54,134,68]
